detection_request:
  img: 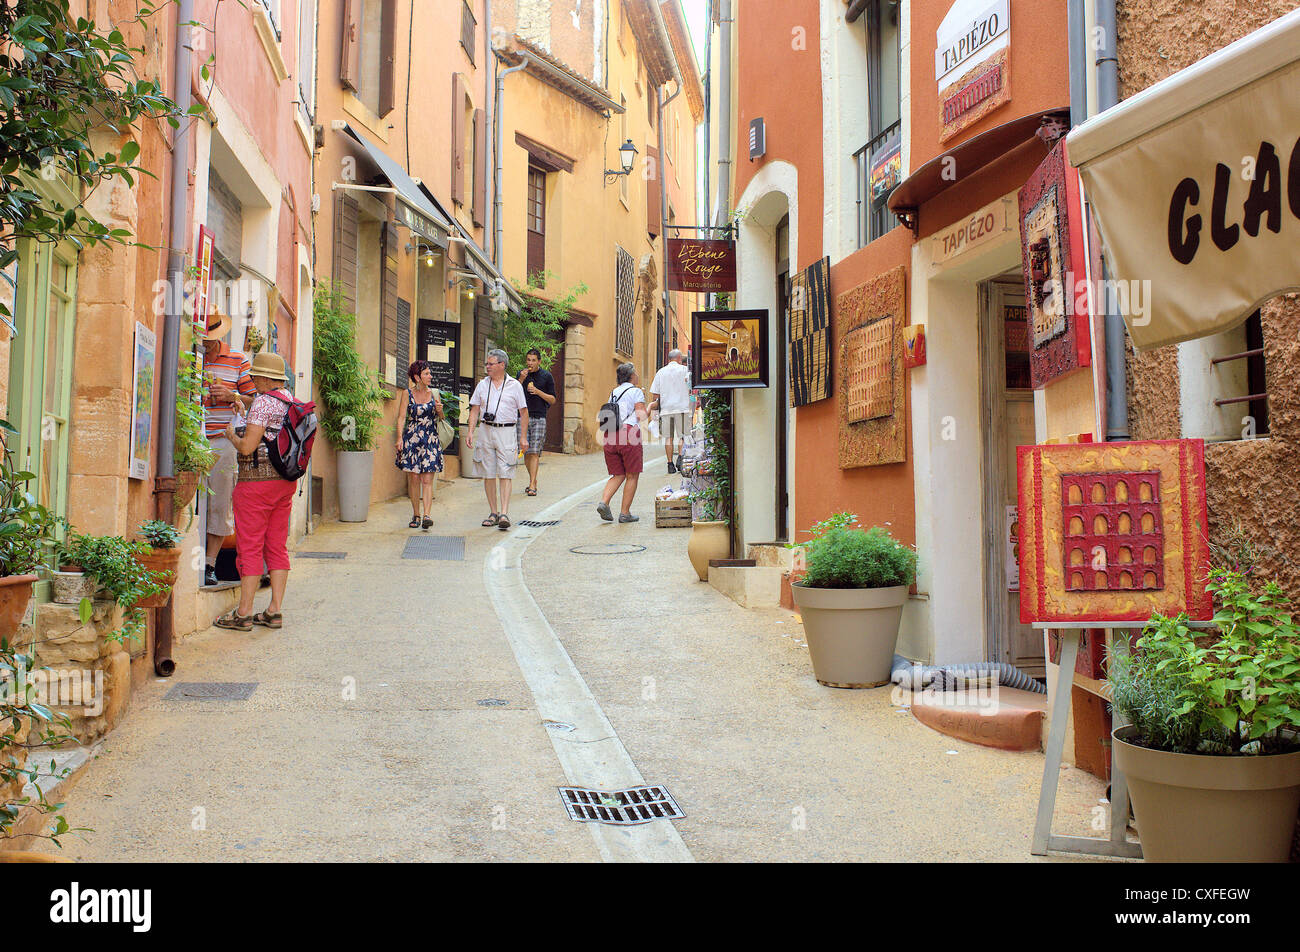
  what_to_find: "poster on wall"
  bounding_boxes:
[129,322,157,481]
[665,239,737,293]
[1005,504,1020,591]
[1016,439,1213,623]
[690,309,769,389]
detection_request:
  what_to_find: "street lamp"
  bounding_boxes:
[603,139,638,183]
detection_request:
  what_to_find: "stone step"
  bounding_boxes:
[746,542,797,571]
[708,565,784,608]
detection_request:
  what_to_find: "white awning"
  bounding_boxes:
[1066,9,1300,351]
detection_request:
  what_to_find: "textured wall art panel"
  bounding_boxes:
[1017,439,1212,624]
[789,256,831,406]
[836,266,907,469]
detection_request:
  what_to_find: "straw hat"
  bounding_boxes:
[249,351,288,383]
[202,309,232,341]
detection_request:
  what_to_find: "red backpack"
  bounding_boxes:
[261,392,318,481]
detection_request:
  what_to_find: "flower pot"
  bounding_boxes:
[337,449,375,522]
[1112,725,1300,862]
[133,547,181,609]
[172,469,202,521]
[0,575,37,637]
[687,521,729,581]
[51,570,96,605]
[792,583,908,688]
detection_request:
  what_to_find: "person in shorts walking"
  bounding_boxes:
[596,362,647,524]
[649,349,691,474]
[466,349,529,531]
[517,348,556,496]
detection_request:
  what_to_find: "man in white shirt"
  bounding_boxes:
[649,349,692,474]
[466,348,529,531]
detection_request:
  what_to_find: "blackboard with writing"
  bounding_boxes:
[417,319,461,396]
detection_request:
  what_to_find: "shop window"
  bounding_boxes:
[855,0,901,247]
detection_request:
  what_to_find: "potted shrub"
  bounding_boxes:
[314,283,385,521]
[49,527,97,607]
[133,520,183,609]
[172,346,216,525]
[687,389,730,581]
[56,534,167,643]
[791,523,917,688]
[1107,567,1300,862]
[0,422,56,634]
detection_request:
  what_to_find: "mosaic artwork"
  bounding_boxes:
[1017,439,1212,624]
[836,266,907,469]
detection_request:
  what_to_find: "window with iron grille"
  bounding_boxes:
[615,246,636,358]
[461,1,477,65]
[855,0,901,247]
[1208,309,1269,439]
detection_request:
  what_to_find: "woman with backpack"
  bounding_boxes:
[596,362,647,524]
[215,352,297,631]
[395,360,444,529]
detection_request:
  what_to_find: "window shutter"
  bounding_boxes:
[646,144,661,239]
[378,0,397,116]
[395,297,411,382]
[331,193,359,315]
[380,222,399,390]
[471,108,487,227]
[340,0,360,91]
[451,75,466,205]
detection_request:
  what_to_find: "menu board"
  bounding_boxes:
[418,319,461,396]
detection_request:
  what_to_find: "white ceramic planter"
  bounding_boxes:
[51,571,96,605]
[792,583,909,688]
[336,450,375,522]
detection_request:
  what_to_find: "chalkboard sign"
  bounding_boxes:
[417,319,461,396]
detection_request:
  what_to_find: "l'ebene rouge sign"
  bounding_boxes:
[665,238,737,292]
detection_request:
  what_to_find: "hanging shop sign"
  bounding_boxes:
[1018,139,1091,390]
[129,322,157,481]
[1016,439,1213,624]
[690,309,769,389]
[936,0,1011,141]
[932,196,1015,265]
[666,239,737,293]
[1066,9,1300,351]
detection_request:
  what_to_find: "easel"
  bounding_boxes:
[1030,623,1143,859]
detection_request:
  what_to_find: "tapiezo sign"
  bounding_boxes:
[935,0,1010,89]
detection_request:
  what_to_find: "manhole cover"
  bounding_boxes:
[402,536,465,560]
[476,698,509,707]
[559,785,683,825]
[296,551,347,559]
[164,682,257,701]
[568,543,647,555]
[519,520,560,527]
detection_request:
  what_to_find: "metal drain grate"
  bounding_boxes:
[296,551,347,559]
[164,682,258,701]
[518,520,560,527]
[558,785,684,825]
[401,536,465,560]
[476,698,509,707]
[568,543,646,555]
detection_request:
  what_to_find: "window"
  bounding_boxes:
[648,84,656,128]
[258,0,281,37]
[615,246,636,357]
[341,0,395,117]
[297,0,317,121]
[460,1,476,65]
[527,165,546,285]
[856,0,902,246]
[1208,310,1269,439]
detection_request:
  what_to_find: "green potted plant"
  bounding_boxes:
[173,345,216,524]
[0,421,56,634]
[686,388,731,581]
[314,282,386,522]
[49,525,96,607]
[133,520,183,608]
[791,522,917,688]
[1108,566,1300,862]
[54,533,167,643]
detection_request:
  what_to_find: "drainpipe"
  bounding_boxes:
[1095,0,1128,441]
[493,53,531,270]
[713,0,731,238]
[153,0,196,678]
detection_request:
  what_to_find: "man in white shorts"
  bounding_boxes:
[466,349,529,531]
[649,349,692,474]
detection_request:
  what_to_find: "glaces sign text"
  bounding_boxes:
[665,238,737,292]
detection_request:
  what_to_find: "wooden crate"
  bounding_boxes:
[655,497,693,528]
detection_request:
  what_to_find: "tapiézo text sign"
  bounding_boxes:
[665,238,737,292]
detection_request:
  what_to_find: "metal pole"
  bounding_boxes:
[1095,0,1128,442]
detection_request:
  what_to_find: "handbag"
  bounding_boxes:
[436,418,454,448]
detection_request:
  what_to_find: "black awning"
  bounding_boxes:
[339,124,452,249]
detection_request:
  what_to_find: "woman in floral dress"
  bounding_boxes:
[395,360,444,528]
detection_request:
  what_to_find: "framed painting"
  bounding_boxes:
[129,321,157,481]
[690,309,769,389]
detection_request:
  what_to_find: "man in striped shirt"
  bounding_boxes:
[201,311,256,587]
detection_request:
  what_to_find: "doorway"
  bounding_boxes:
[980,274,1042,675]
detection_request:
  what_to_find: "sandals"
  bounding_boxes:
[252,610,283,629]
[482,513,500,527]
[525,487,537,496]
[421,516,433,529]
[497,515,511,531]
[214,609,252,632]
[409,516,421,528]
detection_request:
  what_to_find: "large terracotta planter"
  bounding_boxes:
[172,469,203,523]
[792,583,908,688]
[687,521,729,581]
[0,574,37,638]
[133,547,181,609]
[1113,726,1300,862]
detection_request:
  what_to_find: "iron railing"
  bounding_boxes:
[854,119,902,247]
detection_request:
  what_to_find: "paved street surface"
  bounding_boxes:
[39,449,1108,862]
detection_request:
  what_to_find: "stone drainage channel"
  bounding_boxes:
[483,477,694,863]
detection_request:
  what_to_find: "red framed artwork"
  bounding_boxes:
[1016,439,1213,624]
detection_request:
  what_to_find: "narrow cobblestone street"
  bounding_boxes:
[38,451,1106,862]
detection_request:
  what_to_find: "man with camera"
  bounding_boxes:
[466,348,529,531]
